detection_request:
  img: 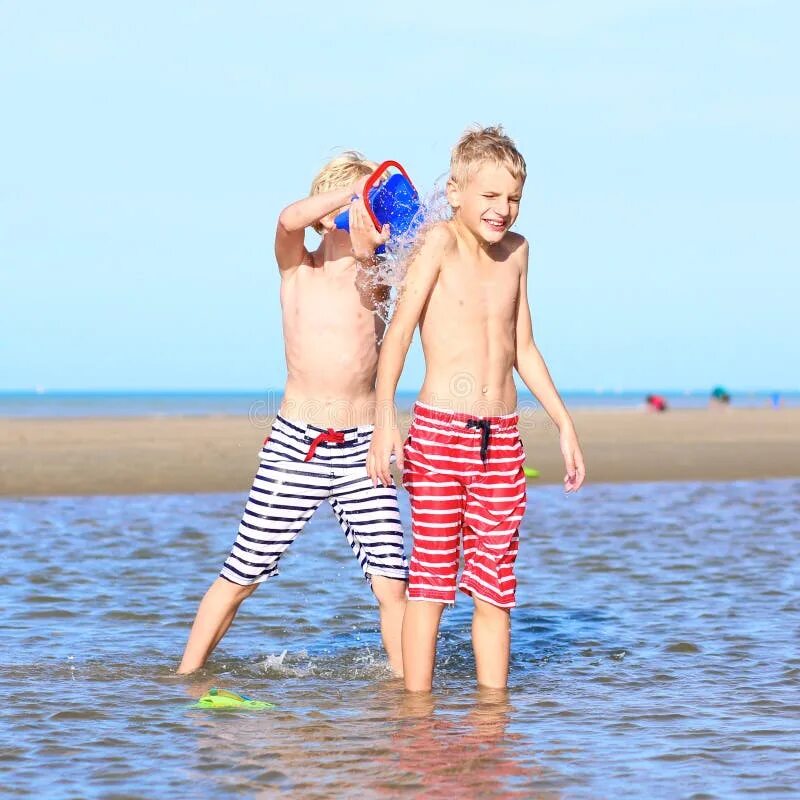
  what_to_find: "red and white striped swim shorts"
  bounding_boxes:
[402,401,527,608]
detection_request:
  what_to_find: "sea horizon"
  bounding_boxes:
[0,387,796,418]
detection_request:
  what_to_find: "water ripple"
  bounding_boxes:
[0,479,798,797]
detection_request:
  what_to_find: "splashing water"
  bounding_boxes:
[361,176,452,332]
[378,176,452,286]
[260,648,288,672]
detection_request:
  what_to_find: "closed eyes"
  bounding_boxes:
[482,193,521,203]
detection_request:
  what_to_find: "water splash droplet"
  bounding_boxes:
[361,176,452,336]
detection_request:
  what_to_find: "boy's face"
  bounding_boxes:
[448,162,524,245]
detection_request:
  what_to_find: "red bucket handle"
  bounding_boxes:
[362,160,415,231]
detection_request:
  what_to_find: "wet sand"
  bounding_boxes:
[1,407,797,497]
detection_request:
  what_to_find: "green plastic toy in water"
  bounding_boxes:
[191,687,275,711]
[523,466,540,479]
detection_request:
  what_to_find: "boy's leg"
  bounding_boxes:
[472,596,511,689]
[402,599,446,692]
[177,445,328,673]
[459,522,522,689]
[458,430,526,687]
[178,577,258,674]
[371,576,407,676]
[402,436,465,690]
[329,470,408,676]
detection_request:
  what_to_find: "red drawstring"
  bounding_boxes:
[304,428,345,461]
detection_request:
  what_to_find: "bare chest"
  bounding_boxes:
[281,266,387,336]
[430,260,519,323]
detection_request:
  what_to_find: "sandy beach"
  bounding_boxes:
[1,407,797,497]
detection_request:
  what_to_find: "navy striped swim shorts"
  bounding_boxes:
[220,415,408,586]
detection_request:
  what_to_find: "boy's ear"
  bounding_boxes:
[446,178,460,210]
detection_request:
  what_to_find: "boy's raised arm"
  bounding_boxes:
[367,225,451,486]
[274,185,357,272]
[513,244,586,492]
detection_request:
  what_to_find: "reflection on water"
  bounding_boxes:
[181,686,557,799]
[1,478,798,797]
[385,689,558,799]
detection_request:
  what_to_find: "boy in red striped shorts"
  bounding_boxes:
[368,126,586,691]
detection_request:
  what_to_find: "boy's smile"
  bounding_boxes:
[482,215,508,236]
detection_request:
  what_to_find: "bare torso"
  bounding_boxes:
[418,225,525,416]
[280,247,388,427]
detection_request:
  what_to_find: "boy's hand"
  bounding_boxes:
[560,426,586,493]
[349,197,390,261]
[367,424,404,487]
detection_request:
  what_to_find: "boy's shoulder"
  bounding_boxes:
[493,231,529,271]
[404,222,457,271]
[420,220,458,252]
[499,231,528,255]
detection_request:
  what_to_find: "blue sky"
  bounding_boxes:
[1,1,797,392]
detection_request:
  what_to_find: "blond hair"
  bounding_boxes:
[309,151,376,234]
[450,125,526,188]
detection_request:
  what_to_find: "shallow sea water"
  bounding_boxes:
[1,478,798,799]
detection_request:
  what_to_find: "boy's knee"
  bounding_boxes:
[371,575,407,607]
[473,596,510,621]
[213,576,259,604]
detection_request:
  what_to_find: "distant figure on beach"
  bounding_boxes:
[178,153,408,675]
[645,394,668,413]
[368,126,586,692]
[710,386,731,408]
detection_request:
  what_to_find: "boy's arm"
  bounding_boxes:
[367,225,450,487]
[274,186,356,272]
[514,242,586,492]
